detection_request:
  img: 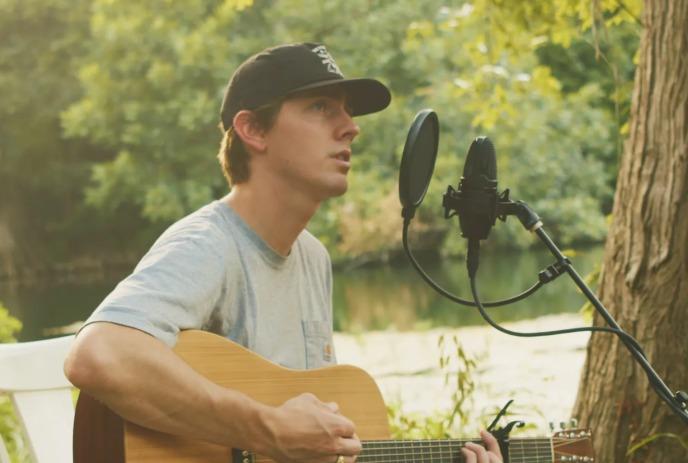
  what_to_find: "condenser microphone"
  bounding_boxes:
[457,136,498,242]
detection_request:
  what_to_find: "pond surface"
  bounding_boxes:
[1,245,603,341]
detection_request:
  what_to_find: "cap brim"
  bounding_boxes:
[287,78,391,116]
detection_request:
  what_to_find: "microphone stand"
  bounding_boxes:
[442,188,688,426]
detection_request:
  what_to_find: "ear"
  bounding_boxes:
[232,110,268,153]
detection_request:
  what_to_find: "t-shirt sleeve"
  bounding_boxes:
[81,227,227,347]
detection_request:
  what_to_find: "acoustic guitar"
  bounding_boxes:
[73,330,594,462]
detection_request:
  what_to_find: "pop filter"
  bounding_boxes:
[398,109,439,218]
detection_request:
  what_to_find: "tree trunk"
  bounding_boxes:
[572,1,688,461]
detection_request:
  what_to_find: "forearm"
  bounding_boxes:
[64,322,275,452]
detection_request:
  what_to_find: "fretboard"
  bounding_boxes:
[357,438,553,463]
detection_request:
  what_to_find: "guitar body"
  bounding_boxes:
[73,330,391,463]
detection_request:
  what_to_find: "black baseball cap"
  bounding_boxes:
[220,42,391,131]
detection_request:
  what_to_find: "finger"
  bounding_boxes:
[330,414,357,438]
[325,455,352,463]
[300,392,319,402]
[334,435,362,456]
[464,442,488,462]
[480,430,503,460]
[351,433,359,462]
[461,447,477,463]
[325,401,340,413]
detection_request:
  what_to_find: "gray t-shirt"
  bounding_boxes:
[83,199,336,369]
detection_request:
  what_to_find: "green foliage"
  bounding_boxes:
[438,334,478,430]
[0,302,22,343]
[0,0,157,266]
[0,302,24,462]
[579,262,601,323]
[0,398,26,463]
[398,1,639,256]
[3,0,644,267]
[387,401,457,440]
[626,432,688,459]
[62,0,256,222]
[0,0,94,260]
[387,334,480,439]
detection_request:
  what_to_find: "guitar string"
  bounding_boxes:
[253,455,559,463]
[357,449,556,458]
[254,456,561,463]
[252,442,575,454]
[360,439,555,448]
[252,446,579,460]
[251,437,587,462]
[360,438,572,447]
[360,440,556,449]
[251,447,558,462]
[249,444,568,454]
[363,437,556,444]
[360,437,585,452]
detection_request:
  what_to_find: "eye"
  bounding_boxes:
[310,99,330,112]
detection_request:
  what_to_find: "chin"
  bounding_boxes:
[323,181,348,199]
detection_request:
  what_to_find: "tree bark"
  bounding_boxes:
[572,1,688,461]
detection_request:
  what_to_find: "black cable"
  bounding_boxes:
[468,276,688,422]
[402,218,543,307]
[402,209,687,423]
[467,275,647,358]
[402,215,647,358]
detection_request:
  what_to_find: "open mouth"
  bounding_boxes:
[333,150,351,162]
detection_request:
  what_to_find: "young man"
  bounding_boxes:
[64,43,502,463]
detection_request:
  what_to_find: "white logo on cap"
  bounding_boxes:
[312,45,343,76]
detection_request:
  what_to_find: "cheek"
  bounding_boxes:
[270,122,326,157]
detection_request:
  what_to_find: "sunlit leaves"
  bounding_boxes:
[62,0,255,222]
[387,1,624,255]
[53,0,640,260]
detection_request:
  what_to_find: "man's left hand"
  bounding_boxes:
[460,430,503,463]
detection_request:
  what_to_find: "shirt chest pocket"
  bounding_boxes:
[302,320,335,368]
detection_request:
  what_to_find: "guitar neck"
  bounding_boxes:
[358,438,553,463]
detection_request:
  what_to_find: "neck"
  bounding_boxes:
[358,437,553,463]
[224,184,320,257]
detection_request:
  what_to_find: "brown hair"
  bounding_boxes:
[217,100,283,186]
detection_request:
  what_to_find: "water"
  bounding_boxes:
[0,246,603,342]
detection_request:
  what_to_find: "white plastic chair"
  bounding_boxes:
[0,335,75,463]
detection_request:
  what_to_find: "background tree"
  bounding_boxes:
[0,0,92,278]
[572,1,688,461]
[1,0,633,278]
[0,0,154,281]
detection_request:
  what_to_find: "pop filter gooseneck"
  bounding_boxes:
[398,109,439,220]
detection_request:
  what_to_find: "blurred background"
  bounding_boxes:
[0,1,655,460]
[0,0,640,341]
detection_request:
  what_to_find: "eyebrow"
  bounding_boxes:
[286,87,355,117]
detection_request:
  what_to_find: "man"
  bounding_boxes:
[64,42,502,463]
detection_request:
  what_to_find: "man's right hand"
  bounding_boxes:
[262,393,361,463]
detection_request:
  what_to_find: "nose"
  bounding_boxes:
[337,110,360,142]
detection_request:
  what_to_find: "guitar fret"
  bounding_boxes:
[509,438,554,463]
[359,438,558,463]
[254,436,563,463]
[361,439,470,463]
